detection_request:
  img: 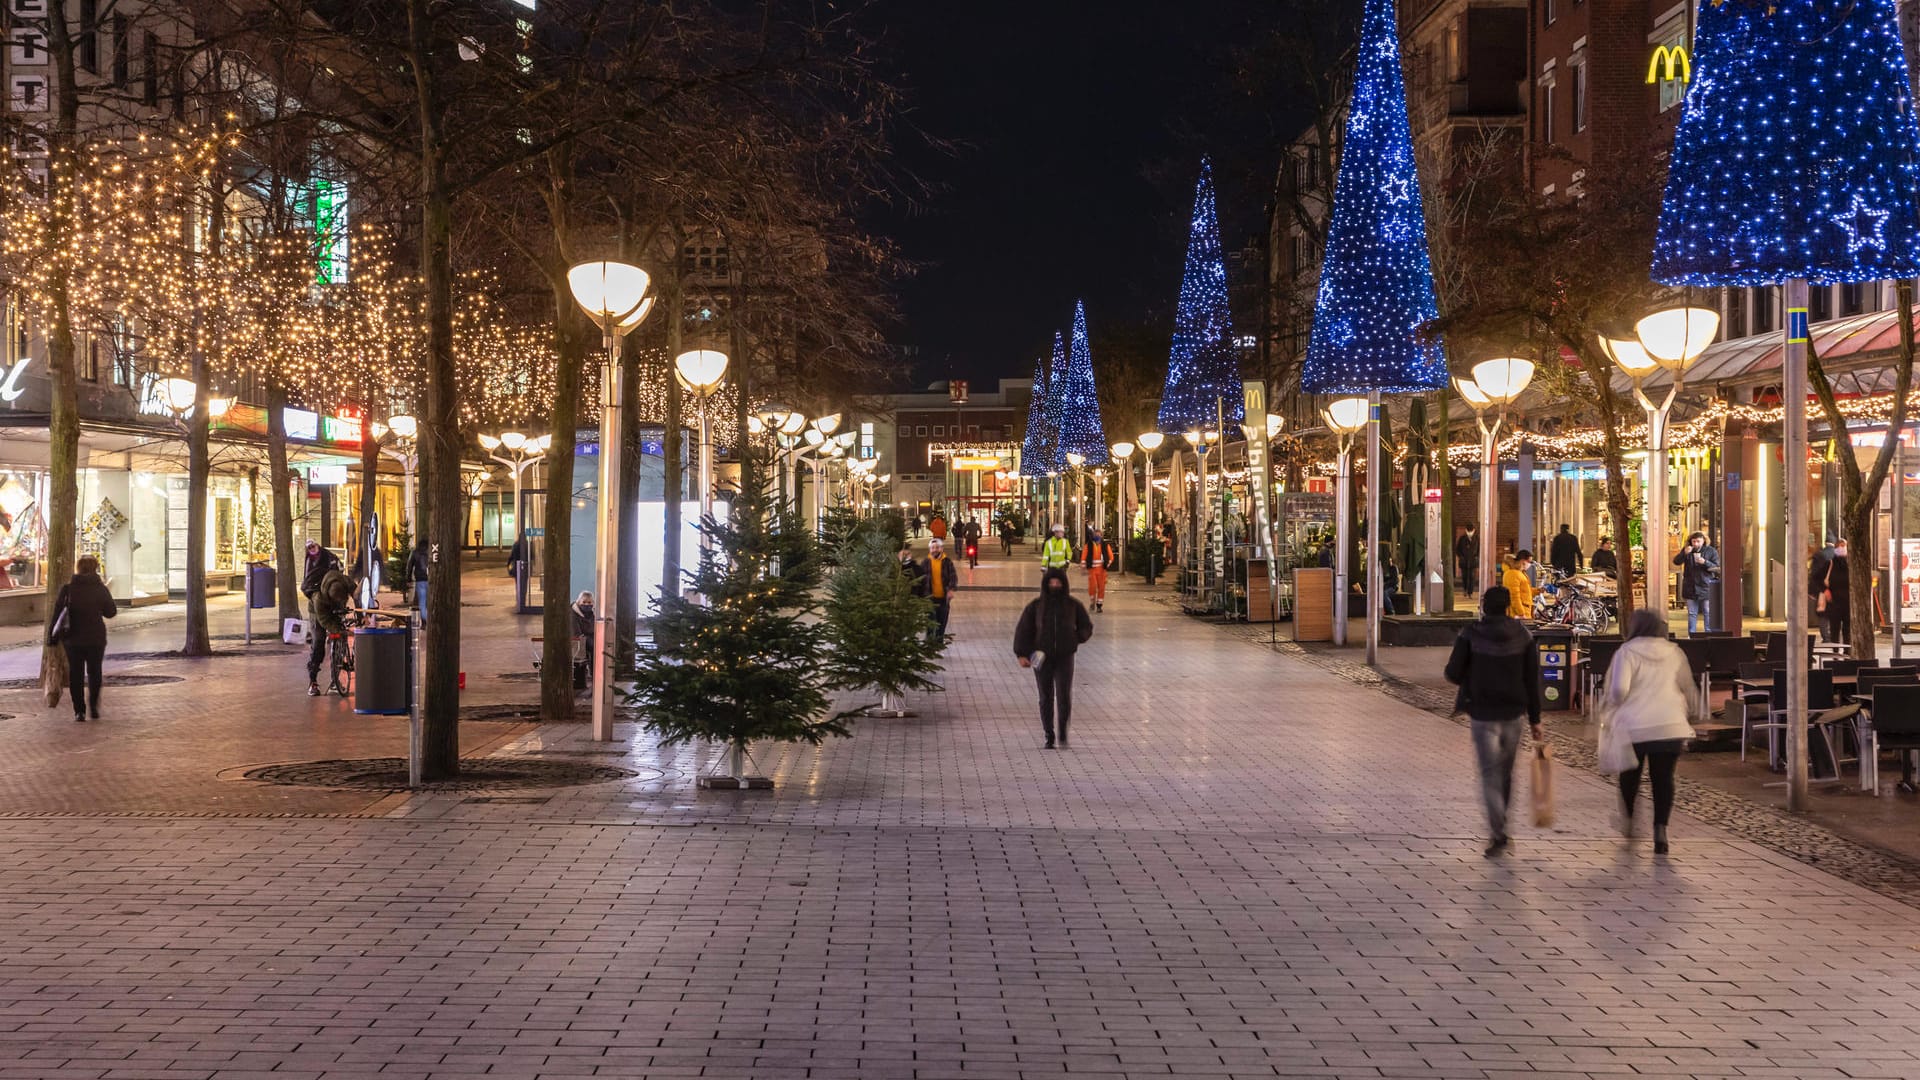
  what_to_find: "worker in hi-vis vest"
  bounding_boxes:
[1041,523,1073,571]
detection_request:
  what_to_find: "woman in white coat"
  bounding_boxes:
[1600,608,1698,853]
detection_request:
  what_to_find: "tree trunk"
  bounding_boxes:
[268,383,300,622]
[1581,347,1639,621]
[541,306,590,722]
[41,0,80,628]
[408,0,462,779]
[182,361,212,655]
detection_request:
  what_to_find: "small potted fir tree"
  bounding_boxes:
[825,531,944,717]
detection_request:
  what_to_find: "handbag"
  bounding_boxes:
[46,606,68,646]
[40,645,67,709]
[1530,744,1556,828]
[282,617,307,645]
[1596,707,1640,774]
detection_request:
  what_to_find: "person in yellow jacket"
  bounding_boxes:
[1502,550,1536,620]
[1040,523,1074,572]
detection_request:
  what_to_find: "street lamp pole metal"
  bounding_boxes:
[1323,398,1368,647]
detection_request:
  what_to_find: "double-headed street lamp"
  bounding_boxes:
[376,414,419,530]
[1323,398,1368,648]
[479,430,551,605]
[1064,451,1086,541]
[1454,357,1535,594]
[1110,441,1135,572]
[1181,427,1220,587]
[674,349,730,539]
[568,260,654,744]
[1600,306,1719,618]
[1135,432,1165,581]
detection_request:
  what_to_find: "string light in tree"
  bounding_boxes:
[1157,157,1243,431]
[1044,329,1068,470]
[1301,0,1446,394]
[1653,0,1920,285]
[1055,300,1107,461]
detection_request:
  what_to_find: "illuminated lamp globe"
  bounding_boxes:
[876,473,891,484]
[1111,441,1135,459]
[747,415,766,435]
[813,412,842,436]
[1322,396,1369,435]
[1634,306,1720,371]
[566,261,652,328]
[478,433,502,451]
[1182,429,1203,447]
[755,403,794,433]
[803,428,825,447]
[1065,451,1086,467]
[834,430,858,448]
[500,431,528,451]
[160,377,196,413]
[532,434,553,453]
[208,396,235,419]
[387,414,418,440]
[1469,358,1534,405]
[1452,376,1492,410]
[779,411,808,436]
[1600,337,1660,378]
[1137,431,1165,453]
[674,349,729,393]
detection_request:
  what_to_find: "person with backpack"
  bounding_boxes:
[48,555,116,722]
[1083,528,1116,613]
[1013,567,1094,749]
[1444,586,1545,856]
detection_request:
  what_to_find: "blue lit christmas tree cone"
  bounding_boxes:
[1651,0,1920,808]
[1044,330,1068,526]
[1058,300,1109,542]
[1158,158,1244,432]
[1019,355,1051,536]
[1300,0,1447,396]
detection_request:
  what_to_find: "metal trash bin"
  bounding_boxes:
[352,625,412,716]
[1534,627,1576,712]
[246,564,276,609]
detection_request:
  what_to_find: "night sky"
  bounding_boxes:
[877,0,1362,389]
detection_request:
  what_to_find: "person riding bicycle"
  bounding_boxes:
[961,517,983,565]
[307,565,358,697]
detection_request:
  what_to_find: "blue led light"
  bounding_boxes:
[1301,0,1446,394]
[1056,300,1108,461]
[1652,0,1920,286]
[1019,355,1052,478]
[1157,158,1245,431]
[1044,329,1068,470]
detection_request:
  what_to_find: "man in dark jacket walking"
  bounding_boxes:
[1444,586,1545,855]
[1013,566,1094,749]
[1455,525,1479,597]
[1549,524,1582,577]
[50,555,116,721]
[408,543,432,626]
[916,537,961,644]
[1811,536,1850,643]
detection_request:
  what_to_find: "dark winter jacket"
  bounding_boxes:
[51,571,116,649]
[1549,530,1582,575]
[962,520,982,544]
[1084,538,1117,570]
[1013,567,1094,660]
[914,555,960,599]
[409,545,431,584]
[1673,542,1720,601]
[301,547,342,599]
[312,568,356,635]
[1444,614,1542,724]
[1812,547,1850,606]
[1590,547,1618,575]
[571,600,594,639]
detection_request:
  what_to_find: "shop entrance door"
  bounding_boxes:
[520,489,547,613]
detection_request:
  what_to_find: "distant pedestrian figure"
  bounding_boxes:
[570,591,594,689]
[1674,530,1720,635]
[1455,525,1479,596]
[1600,608,1698,855]
[1549,524,1582,577]
[1444,586,1545,856]
[1377,544,1400,615]
[1811,536,1850,643]
[508,532,531,612]
[929,513,948,541]
[1083,529,1115,612]
[1503,550,1536,619]
[1013,566,1094,749]
[1589,536,1619,576]
[307,565,357,697]
[920,537,960,643]
[1041,523,1073,572]
[408,542,431,626]
[910,514,922,539]
[49,555,116,721]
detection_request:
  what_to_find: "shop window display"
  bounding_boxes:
[0,469,48,592]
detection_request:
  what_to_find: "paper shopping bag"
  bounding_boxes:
[1530,744,1556,828]
[283,617,308,646]
[41,645,67,709]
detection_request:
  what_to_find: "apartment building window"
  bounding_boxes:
[915,425,927,436]
[1446,19,1462,80]
[1540,77,1556,144]
[142,32,158,106]
[932,425,945,437]
[1572,61,1588,132]
[967,425,979,437]
[77,0,98,73]
[859,422,875,460]
[111,16,128,87]
[1653,18,1688,113]
[1544,0,1557,26]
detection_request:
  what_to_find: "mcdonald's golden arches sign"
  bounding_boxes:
[1647,44,1691,84]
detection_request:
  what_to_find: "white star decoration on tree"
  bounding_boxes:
[1382,176,1410,204]
[1832,192,1890,253]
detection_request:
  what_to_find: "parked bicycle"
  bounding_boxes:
[1532,565,1614,634]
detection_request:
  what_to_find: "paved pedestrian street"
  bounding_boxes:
[2,558,1919,1079]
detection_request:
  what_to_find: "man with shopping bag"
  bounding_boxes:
[1444,586,1545,856]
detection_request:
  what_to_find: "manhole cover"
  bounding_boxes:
[108,648,300,660]
[0,674,183,690]
[241,757,639,790]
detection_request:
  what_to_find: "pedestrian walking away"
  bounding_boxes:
[1084,528,1116,612]
[921,537,960,644]
[408,542,432,626]
[1013,566,1094,749]
[1503,550,1536,620]
[1455,525,1479,596]
[307,565,358,697]
[1444,586,1545,856]
[1041,523,1073,573]
[1600,608,1699,855]
[1811,535,1851,644]
[999,515,1017,556]
[929,513,948,542]
[1674,531,1720,635]
[507,531,531,611]
[48,555,116,721]
[1549,524,1582,577]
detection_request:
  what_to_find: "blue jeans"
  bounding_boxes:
[1470,718,1524,842]
[1685,595,1710,634]
[415,581,429,626]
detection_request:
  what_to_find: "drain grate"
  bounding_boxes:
[242,757,638,791]
[0,674,182,689]
[462,796,551,805]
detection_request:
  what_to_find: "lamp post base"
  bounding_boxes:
[698,775,775,790]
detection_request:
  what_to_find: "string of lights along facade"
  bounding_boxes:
[1300,0,1446,394]
[1651,0,1920,286]
[1019,357,1052,478]
[1056,300,1108,460]
[1044,330,1069,470]
[1157,158,1243,431]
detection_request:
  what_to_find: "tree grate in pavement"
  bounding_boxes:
[0,674,183,689]
[241,757,639,790]
[107,648,301,659]
[1179,605,1920,907]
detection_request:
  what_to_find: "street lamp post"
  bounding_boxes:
[479,431,551,612]
[1137,432,1164,583]
[1603,306,1719,621]
[1065,451,1086,543]
[1111,441,1135,573]
[674,349,729,542]
[568,260,654,744]
[1324,398,1368,647]
[381,414,419,530]
[1455,357,1536,594]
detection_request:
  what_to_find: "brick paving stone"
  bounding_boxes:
[0,558,1916,1077]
